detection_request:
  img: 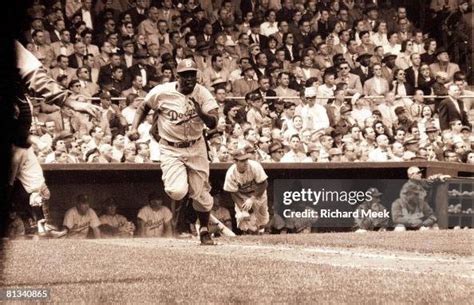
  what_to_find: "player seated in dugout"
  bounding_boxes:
[99,198,135,238]
[391,183,438,231]
[137,192,173,238]
[63,194,101,239]
[353,188,390,232]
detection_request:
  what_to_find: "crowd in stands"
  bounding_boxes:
[23,0,474,164]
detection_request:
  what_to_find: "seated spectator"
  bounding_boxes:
[63,194,101,239]
[99,198,135,238]
[137,193,173,238]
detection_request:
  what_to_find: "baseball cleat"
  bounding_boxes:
[200,230,216,246]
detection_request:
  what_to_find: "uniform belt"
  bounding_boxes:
[161,137,201,148]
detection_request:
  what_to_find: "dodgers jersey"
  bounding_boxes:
[223,160,268,197]
[144,82,219,143]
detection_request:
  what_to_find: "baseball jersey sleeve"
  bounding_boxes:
[250,160,268,184]
[63,208,76,230]
[197,85,219,114]
[88,209,101,228]
[137,206,149,221]
[162,207,173,223]
[223,165,239,193]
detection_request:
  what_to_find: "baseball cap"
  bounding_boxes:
[394,106,406,116]
[176,58,198,73]
[231,148,251,161]
[407,166,422,176]
[367,187,382,197]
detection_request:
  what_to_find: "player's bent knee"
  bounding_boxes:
[165,186,188,201]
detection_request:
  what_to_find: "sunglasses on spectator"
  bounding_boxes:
[340,66,350,70]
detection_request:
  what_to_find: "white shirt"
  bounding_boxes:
[224,160,268,199]
[82,8,93,30]
[300,103,330,131]
[383,43,401,55]
[260,22,278,37]
[316,84,335,106]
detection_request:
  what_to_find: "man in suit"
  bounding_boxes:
[335,61,363,96]
[232,66,259,98]
[81,29,100,58]
[122,75,147,98]
[300,54,322,82]
[404,53,421,88]
[429,48,461,82]
[49,55,76,86]
[363,63,390,96]
[158,0,180,28]
[252,75,277,105]
[249,18,269,49]
[31,30,54,68]
[76,67,99,97]
[343,39,359,69]
[51,29,74,59]
[351,54,373,85]
[49,19,65,43]
[68,42,86,68]
[128,50,156,90]
[98,53,127,86]
[438,85,471,131]
[125,0,148,27]
[332,30,351,56]
[356,31,375,55]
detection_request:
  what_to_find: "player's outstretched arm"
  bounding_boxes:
[129,101,152,140]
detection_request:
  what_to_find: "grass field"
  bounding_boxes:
[1,230,473,304]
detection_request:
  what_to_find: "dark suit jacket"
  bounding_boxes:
[98,64,130,86]
[281,45,300,63]
[68,54,83,69]
[351,67,373,85]
[390,81,415,96]
[249,34,268,50]
[128,64,157,89]
[212,21,224,35]
[405,66,418,88]
[240,0,260,17]
[438,98,470,130]
[126,7,148,27]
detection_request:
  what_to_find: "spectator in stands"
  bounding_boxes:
[429,48,460,82]
[63,194,101,239]
[438,85,471,131]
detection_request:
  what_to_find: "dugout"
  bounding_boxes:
[36,162,474,230]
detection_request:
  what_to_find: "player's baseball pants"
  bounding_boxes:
[159,137,213,212]
[235,195,269,231]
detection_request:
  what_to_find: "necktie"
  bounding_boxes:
[255,35,259,44]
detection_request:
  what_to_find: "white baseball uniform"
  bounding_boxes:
[63,207,101,239]
[223,160,270,230]
[137,205,173,237]
[143,82,218,212]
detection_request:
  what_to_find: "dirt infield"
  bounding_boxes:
[1,230,472,304]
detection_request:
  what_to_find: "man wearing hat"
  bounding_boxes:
[300,86,330,131]
[403,136,419,160]
[429,47,460,82]
[232,65,259,97]
[352,53,373,85]
[381,52,397,83]
[63,194,101,239]
[129,49,156,90]
[268,141,285,162]
[223,148,269,234]
[137,192,173,238]
[121,40,136,68]
[129,58,219,245]
[354,187,390,232]
[99,198,135,238]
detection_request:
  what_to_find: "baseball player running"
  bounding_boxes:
[129,58,219,245]
[8,41,100,238]
[224,148,269,234]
